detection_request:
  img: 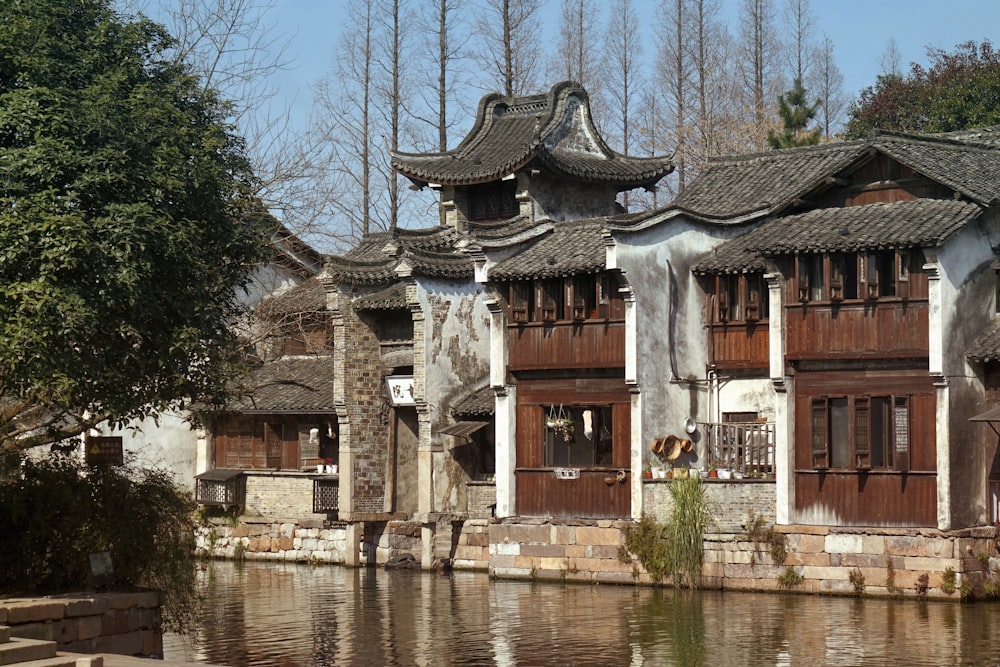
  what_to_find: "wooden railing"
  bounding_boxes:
[703,422,775,477]
[313,477,340,516]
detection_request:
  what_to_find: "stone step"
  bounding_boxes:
[0,627,10,644]
[0,637,57,665]
[15,655,102,667]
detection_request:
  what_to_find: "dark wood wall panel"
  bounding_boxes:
[786,303,928,359]
[793,472,937,526]
[509,321,625,370]
[515,469,631,518]
[710,324,769,369]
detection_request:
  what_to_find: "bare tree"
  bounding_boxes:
[475,0,543,96]
[736,0,784,151]
[880,37,903,77]
[603,0,644,210]
[782,0,815,84]
[811,34,847,138]
[552,0,602,91]
[657,0,691,191]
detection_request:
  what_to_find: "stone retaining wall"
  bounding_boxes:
[0,591,162,657]
[196,517,350,563]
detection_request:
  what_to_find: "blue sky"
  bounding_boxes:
[268,1,1000,130]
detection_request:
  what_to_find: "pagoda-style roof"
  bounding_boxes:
[391,81,673,191]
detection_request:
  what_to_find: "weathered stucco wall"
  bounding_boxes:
[418,279,492,515]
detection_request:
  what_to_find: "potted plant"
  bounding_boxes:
[642,460,652,479]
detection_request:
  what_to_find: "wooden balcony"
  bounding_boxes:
[702,422,775,477]
[508,320,625,371]
[785,300,928,360]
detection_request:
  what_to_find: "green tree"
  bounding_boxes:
[844,40,1000,138]
[0,0,268,453]
[767,77,821,148]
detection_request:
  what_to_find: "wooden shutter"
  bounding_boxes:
[854,397,870,469]
[811,398,829,469]
[893,396,910,472]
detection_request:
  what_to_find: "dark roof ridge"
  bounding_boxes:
[703,139,865,166]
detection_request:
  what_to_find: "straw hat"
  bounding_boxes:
[650,437,665,455]
[681,438,694,453]
[664,434,684,461]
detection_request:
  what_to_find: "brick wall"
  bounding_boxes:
[467,482,496,519]
[643,479,776,532]
[332,287,391,514]
[244,472,327,519]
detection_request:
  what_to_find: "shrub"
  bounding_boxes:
[0,450,198,631]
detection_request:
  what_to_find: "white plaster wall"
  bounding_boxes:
[614,216,755,464]
[95,411,201,489]
[934,212,1000,527]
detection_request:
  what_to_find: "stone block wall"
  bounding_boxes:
[244,472,328,519]
[0,591,162,658]
[643,479,776,532]
[197,517,350,564]
[704,525,999,600]
[451,519,490,569]
[488,518,638,584]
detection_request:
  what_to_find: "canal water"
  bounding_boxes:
[164,560,1000,666]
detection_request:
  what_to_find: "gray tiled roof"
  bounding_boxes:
[452,385,494,417]
[673,128,1000,222]
[325,226,473,286]
[258,276,327,315]
[392,81,673,190]
[489,218,608,280]
[693,199,981,274]
[353,282,408,311]
[968,325,1000,363]
[224,356,337,413]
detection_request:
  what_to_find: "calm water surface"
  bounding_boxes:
[164,560,1000,666]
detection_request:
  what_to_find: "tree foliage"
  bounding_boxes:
[0,450,198,631]
[768,77,821,148]
[0,0,268,452]
[844,40,1000,138]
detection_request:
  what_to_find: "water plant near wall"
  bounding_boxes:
[942,567,957,595]
[620,515,671,583]
[778,566,803,589]
[745,512,787,566]
[664,477,715,588]
[916,573,930,599]
[849,568,866,596]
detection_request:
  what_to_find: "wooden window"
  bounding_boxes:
[830,254,845,301]
[897,250,910,299]
[598,274,612,318]
[746,274,767,320]
[572,275,596,320]
[469,181,518,221]
[810,398,829,469]
[797,256,811,302]
[854,397,870,468]
[543,405,613,467]
[265,423,283,468]
[510,282,533,323]
[540,279,563,321]
[810,394,912,471]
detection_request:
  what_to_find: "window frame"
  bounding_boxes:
[809,393,911,472]
[543,404,614,468]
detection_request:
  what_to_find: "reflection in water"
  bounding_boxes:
[166,561,1000,666]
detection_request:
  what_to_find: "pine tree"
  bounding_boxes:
[767,77,821,148]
